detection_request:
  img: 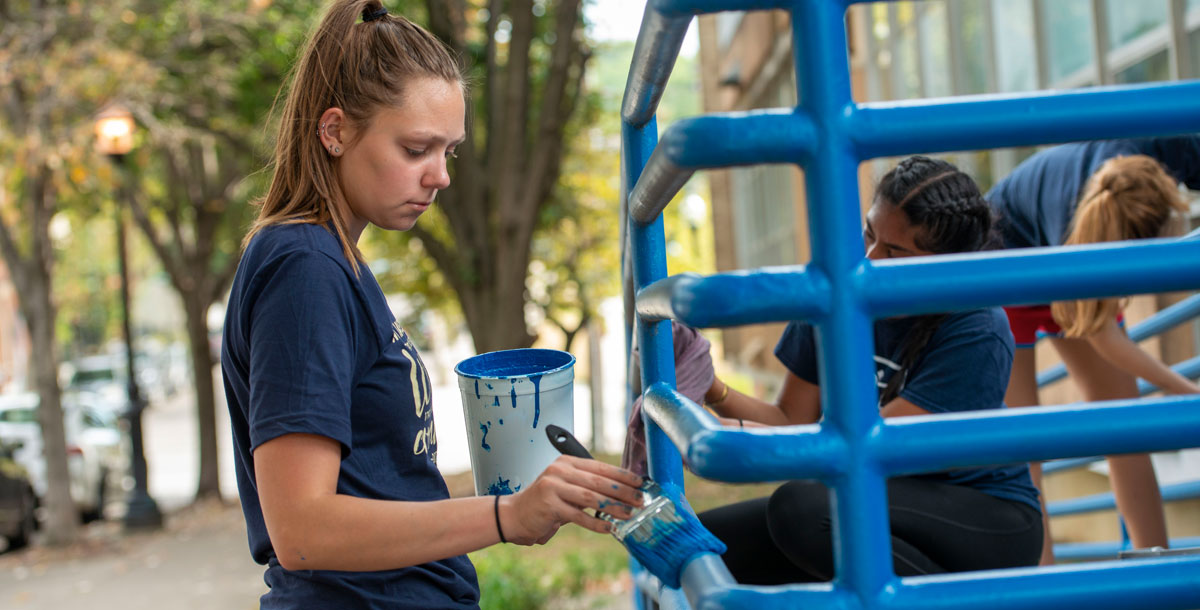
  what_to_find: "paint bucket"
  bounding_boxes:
[454,348,576,496]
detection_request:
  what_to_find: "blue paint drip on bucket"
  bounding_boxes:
[530,373,542,428]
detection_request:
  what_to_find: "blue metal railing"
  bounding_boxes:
[620,1,1200,608]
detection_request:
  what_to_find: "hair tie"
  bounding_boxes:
[363,6,388,22]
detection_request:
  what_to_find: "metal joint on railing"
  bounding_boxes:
[641,383,848,482]
[622,7,691,127]
[635,267,831,328]
[629,111,818,225]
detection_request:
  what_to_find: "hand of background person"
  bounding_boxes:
[622,322,715,476]
[501,456,644,545]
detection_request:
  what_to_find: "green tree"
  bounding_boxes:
[108,0,322,499]
[0,0,161,544]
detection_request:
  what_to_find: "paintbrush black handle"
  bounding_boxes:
[545,424,594,460]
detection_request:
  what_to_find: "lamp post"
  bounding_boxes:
[94,105,162,530]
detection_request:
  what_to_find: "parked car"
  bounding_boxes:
[0,439,36,550]
[62,355,128,416]
[0,391,129,522]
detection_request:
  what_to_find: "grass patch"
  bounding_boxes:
[448,454,781,608]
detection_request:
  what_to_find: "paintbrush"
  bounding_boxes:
[545,424,726,588]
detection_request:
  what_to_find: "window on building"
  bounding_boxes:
[1114,49,1171,84]
[992,0,1038,92]
[918,2,952,97]
[730,68,798,269]
[950,0,991,95]
[1041,0,1096,83]
[715,12,745,52]
[1106,0,1167,50]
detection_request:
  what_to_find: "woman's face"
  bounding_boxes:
[336,77,466,239]
[863,202,933,260]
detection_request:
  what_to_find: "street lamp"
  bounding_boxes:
[94,104,162,530]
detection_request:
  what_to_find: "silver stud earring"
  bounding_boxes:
[333,146,341,154]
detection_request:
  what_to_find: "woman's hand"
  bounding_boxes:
[500,456,645,546]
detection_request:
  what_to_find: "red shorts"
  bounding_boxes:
[1002,305,1123,348]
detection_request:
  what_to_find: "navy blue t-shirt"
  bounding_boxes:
[221,223,480,609]
[987,135,1200,249]
[774,309,1040,511]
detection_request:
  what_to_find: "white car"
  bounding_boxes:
[0,391,129,522]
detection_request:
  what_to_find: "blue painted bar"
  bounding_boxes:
[852,82,1200,160]
[621,5,690,127]
[1050,480,1200,517]
[1040,456,1102,475]
[1137,354,1200,394]
[876,395,1200,476]
[1056,536,1200,561]
[656,110,817,169]
[649,0,798,19]
[884,557,1200,610]
[793,0,896,597]
[641,383,847,482]
[1037,293,1200,386]
[624,117,686,492]
[634,268,831,327]
[861,239,1200,318]
[629,111,817,224]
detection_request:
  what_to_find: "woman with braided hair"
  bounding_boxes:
[987,137,1200,565]
[693,156,1043,584]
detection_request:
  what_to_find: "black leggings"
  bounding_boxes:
[698,477,1043,585]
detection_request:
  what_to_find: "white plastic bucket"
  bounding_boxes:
[454,349,576,496]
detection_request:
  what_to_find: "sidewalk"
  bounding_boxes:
[0,500,265,610]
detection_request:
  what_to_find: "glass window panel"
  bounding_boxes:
[1041,0,1095,83]
[992,0,1037,92]
[919,3,952,97]
[950,0,990,95]
[1192,28,1200,79]
[1114,49,1170,84]
[895,3,922,98]
[1105,0,1166,50]
[731,69,798,269]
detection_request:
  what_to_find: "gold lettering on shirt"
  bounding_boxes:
[393,323,436,463]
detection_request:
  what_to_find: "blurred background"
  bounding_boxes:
[3,0,1200,608]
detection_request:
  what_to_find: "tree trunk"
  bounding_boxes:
[0,167,80,546]
[183,295,220,500]
[26,276,79,545]
[461,255,536,353]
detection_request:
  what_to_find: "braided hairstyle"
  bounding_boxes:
[875,155,998,406]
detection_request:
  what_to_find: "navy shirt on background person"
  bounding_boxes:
[986,136,1200,249]
[774,308,1041,512]
[222,223,479,609]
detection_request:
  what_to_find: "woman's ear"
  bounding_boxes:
[318,107,347,157]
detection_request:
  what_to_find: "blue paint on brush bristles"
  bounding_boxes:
[617,481,726,589]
